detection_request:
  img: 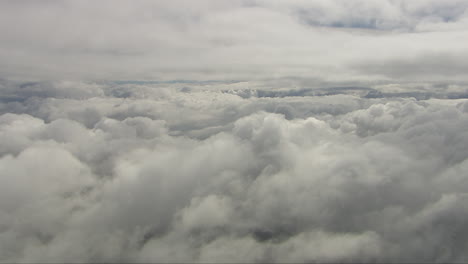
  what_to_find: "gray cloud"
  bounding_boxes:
[1,0,468,262]
[1,80,468,262]
[355,52,468,81]
[1,0,468,82]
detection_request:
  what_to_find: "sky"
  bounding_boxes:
[1,0,468,82]
[1,0,468,263]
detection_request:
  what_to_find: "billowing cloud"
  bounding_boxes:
[1,0,468,262]
[1,80,468,262]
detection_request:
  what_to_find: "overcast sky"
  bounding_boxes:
[1,0,468,82]
[2,1,468,263]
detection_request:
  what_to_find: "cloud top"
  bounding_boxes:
[1,80,468,262]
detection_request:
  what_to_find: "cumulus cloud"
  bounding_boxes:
[1,79,468,262]
[1,0,468,262]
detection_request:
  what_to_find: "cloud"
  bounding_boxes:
[1,80,468,262]
[1,0,468,262]
[0,0,468,82]
[262,0,468,30]
[355,52,468,81]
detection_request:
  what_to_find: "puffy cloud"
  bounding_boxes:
[1,79,468,262]
[1,0,468,262]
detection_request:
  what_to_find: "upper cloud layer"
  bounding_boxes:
[0,0,467,81]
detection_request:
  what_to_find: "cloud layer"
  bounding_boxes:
[0,0,468,81]
[1,1,468,262]
[1,80,468,262]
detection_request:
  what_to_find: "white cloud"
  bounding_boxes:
[1,80,468,261]
[1,0,468,262]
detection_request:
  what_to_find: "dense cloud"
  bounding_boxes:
[0,0,468,81]
[1,0,468,262]
[1,80,468,262]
